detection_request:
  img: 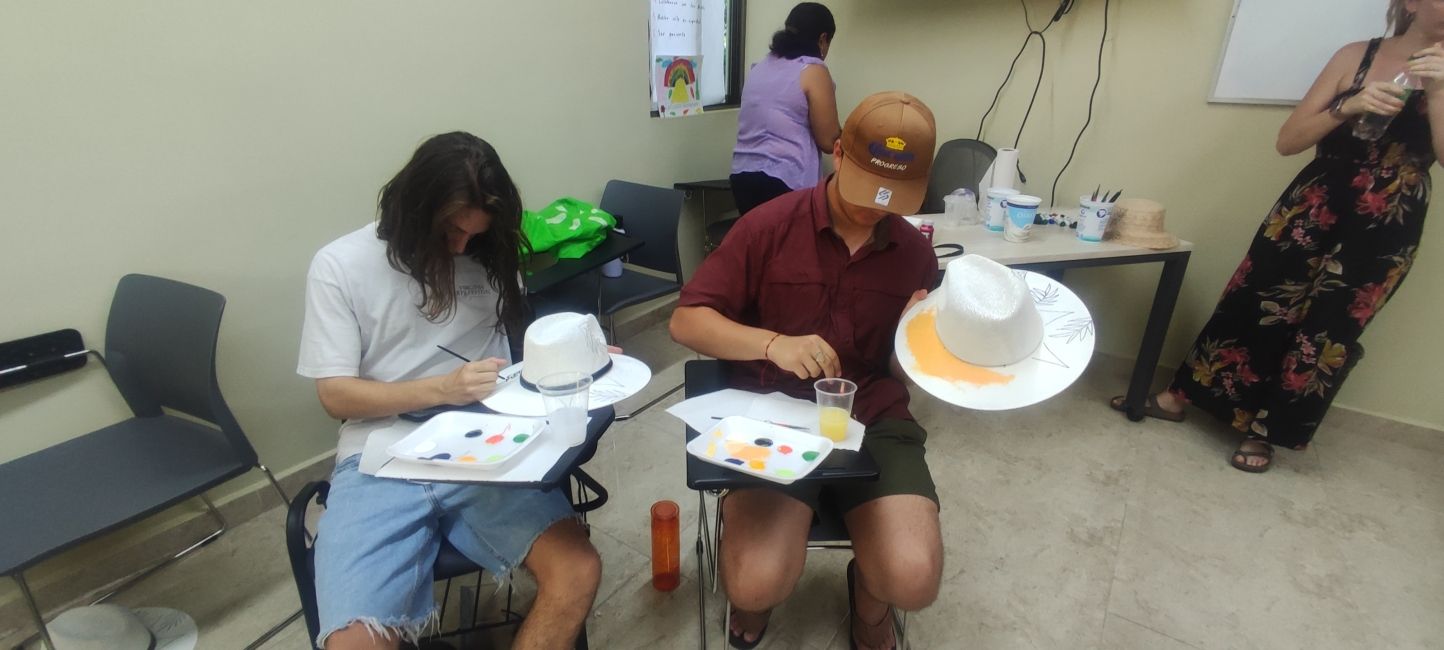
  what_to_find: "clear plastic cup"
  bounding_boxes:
[813,378,857,443]
[539,372,591,447]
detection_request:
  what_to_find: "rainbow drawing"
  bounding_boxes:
[655,55,702,118]
[663,57,697,103]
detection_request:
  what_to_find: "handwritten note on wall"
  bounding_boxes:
[649,0,724,112]
[651,0,702,56]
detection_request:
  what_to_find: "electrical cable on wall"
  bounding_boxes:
[1049,0,1110,207]
[976,0,1076,185]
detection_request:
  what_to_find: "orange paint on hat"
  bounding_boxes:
[906,308,1015,386]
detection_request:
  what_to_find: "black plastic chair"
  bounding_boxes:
[681,360,907,649]
[597,180,686,342]
[285,439,612,649]
[0,274,287,650]
[921,138,998,214]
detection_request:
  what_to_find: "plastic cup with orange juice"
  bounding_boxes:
[813,378,857,443]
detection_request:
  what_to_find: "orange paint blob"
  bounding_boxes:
[724,441,772,462]
[458,455,478,463]
[906,309,1015,386]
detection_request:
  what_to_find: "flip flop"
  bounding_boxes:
[727,609,769,650]
[1109,395,1185,422]
[1229,439,1274,473]
[848,559,896,650]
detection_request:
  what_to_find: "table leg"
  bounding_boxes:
[1126,254,1189,421]
[696,491,709,650]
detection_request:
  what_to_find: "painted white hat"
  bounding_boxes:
[518,313,612,386]
[895,255,1094,410]
[483,312,651,416]
[48,605,197,650]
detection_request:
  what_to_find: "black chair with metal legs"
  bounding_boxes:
[285,409,614,650]
[920,138,998,214]
[0,274,288,650]
[680,360,906,649]
[596,180,686,343]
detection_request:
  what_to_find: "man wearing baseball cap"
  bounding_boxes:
[671,91,940,649]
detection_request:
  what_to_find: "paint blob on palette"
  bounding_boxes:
[685,416,833,485]
[387,412,546,469]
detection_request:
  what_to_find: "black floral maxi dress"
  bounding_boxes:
[1169,38,1434,449]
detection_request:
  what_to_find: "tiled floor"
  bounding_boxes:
[11,320,1442,649]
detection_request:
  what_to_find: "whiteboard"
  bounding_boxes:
[1210,0,1389,105]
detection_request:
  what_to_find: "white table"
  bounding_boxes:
[918,216,1195,421]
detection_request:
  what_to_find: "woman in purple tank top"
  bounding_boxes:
[730,3,840,218]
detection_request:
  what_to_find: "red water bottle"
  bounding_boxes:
[651,500,680,591]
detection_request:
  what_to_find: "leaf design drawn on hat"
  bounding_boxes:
[1030,341,1069,369]
[1031,284,1061,306]
[1053,317,1095,344]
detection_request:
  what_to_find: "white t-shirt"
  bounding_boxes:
[297,223,511,460]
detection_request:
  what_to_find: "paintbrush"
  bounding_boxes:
[436,345,521,385]
[1091,185,1100,201]
[710,416,810,432]
[1107,189,1123,202]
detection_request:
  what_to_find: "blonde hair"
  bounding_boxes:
[1389,0,1415,36]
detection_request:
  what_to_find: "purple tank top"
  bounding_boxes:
[731,54,827,191]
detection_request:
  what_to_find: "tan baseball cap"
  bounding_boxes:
[837,91,937,215]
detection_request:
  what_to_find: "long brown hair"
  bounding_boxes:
[1389,0,1415,36]
[376,132,531,335]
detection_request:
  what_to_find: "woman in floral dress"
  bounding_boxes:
[1113,0,1444,472]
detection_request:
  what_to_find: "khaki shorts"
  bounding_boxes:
[771,418,938,514]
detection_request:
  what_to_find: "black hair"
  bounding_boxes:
[376,131,531,335]
[769,2,836,59]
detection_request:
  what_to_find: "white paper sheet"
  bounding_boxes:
[666,389,865,451]
[358,416,589,484]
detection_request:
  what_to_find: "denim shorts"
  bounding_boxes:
[313,454,576,647]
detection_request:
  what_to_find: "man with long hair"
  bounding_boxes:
[298,132,600,649]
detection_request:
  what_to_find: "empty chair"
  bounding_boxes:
[921,138,998,214]
[0,274,286,649]
[597,180,686,341]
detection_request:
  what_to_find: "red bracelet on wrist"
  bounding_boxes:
[763,333,781,362]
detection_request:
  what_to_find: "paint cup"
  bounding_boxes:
[1077,196,1114,243]
[984,188,1019,233]
[539,372,591,447]
[813,378,857,443]
[1003,195,1042,243]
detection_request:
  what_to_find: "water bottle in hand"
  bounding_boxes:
[1353,71,1419,141]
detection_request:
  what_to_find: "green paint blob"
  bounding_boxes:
[485,454,505,463]
[513,434,530,443]
[801,451,820,462]
[775,469,796,478]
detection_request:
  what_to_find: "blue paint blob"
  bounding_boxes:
[464,429,484,438]
[754,438,773,447]
[424,453,453,461]
[724,458,744,466]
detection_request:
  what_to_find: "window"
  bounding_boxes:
[649,0,745,114]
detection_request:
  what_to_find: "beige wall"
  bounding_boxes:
[2,0,1440,624]
[0,0,742,610]
[785,0,1443,429]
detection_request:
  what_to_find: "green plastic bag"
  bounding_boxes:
[522,198,617,259]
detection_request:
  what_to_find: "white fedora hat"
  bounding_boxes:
[483,312,651,417]
[48,604,197,650]
[895,255,1094,410]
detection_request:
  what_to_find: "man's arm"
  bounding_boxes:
[314,357,507,420]
[889,289,930,381]
[670,305,840,380]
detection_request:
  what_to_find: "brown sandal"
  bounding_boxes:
[1229,439,1274,473]
[1109,395,1185,422]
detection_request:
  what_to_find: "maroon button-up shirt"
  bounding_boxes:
[678,179,936,425]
